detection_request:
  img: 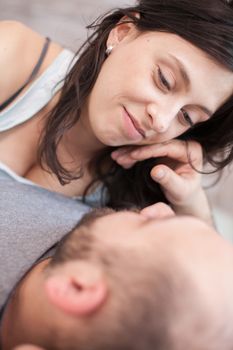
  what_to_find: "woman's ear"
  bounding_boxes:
[107,14,140,48]
[44,261,108,317]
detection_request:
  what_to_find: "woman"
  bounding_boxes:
[0,0,233,224]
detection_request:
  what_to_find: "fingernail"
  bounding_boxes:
[153,169,165,180]
[111,151,120,159]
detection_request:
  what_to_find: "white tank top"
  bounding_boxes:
[0,48,75,131]
[0,50,105,206]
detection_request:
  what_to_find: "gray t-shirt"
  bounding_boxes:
[0,170,91,317]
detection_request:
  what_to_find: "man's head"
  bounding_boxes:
[3,204,233,350]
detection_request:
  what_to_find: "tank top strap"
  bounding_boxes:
[0,37,51,112]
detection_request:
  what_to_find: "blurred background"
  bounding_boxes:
[0,0,232,239]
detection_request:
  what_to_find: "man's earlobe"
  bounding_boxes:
[44,262,108,316]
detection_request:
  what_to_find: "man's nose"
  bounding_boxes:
[140,203,175,219]
[146,103,179,133]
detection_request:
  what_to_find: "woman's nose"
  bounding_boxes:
[146,103,178,133]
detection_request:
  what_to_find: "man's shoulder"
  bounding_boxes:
[0,171,91,313]
[0,171,90,216]
[0,171,90,247]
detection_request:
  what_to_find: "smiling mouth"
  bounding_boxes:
[124,107,146,138]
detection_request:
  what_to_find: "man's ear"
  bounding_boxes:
[44,261,108,316]
[107,14,140,48]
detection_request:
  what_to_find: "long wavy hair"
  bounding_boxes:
[39,0,233,209]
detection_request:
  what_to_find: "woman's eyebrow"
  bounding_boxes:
[168,54,190,89]
[196,104,212,118]
[168,54,213,117]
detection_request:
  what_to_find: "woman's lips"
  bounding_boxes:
[122,107,145,141]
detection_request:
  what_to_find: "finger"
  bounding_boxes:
[140,202,175,219]
[130,140,203,166]
[150,165,192,204]
[111,146,141,168]
[112,153,138,168]
[111,146,137,160]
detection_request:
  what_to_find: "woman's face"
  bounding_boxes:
[83,23,233,148]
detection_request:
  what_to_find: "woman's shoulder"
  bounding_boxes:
[0,20,30,43]
[0,21,63,105]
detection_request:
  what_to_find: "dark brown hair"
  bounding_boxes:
[39,0,233,209]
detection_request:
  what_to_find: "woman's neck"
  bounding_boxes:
[64,112,106,160]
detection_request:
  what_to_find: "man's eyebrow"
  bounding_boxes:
[168,54,213,118]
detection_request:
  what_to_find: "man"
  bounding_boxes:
[1,170,233,349]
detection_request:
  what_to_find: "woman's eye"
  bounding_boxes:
[157,67,171,91]
[180,109,194,127]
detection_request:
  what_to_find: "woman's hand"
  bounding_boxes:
[111,140,214,226]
